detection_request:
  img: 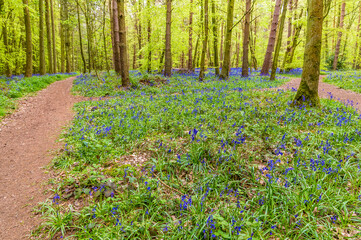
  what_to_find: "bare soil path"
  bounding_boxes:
[0,76,83,240]
[277,75,361,112]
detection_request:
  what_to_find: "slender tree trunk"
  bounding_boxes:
[117,0,130,87]
[333,1,345,70]
[60,2,65,73]
[357,6,361,69]
[242,0,251,77]
[192,36,199,69]
[77,3,86,73]
[220,21,224,68]
[64,0,71,73]
[50,0,57,73]
[199,0,209,81]
[188,0,193,72]
[236,32,240,68]
[294,0,323,107]
[2,22,11,77]
[270,0,288,80]
[112,0,121,73]
[24,0,33,77]
[39,0,46,75]
[280,0,293,73]
[211,0,219,76]
[158,48,165,73]
[147,0,152,72]
[103,0,109,72]
[219,0,235,79]
[138,0,143,68]
[45,0,53,73]
[260,0,282,75]
[164,0,172,77]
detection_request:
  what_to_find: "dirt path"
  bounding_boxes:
[0,76,83,239]
[277,75,361,112]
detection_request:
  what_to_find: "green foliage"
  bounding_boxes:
[0,74,75,118]
[324,71,361,93]
[325,54,347,71]
[35,73,361,239]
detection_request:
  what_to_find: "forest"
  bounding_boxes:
[1,0,361,239]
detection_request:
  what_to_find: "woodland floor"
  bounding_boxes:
[0,74,360,239]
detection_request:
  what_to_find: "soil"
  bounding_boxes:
[277,75,361,112]
[1,74,361,239]
[0,76,84,240]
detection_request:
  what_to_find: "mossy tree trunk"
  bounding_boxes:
[199,0,209,81]
[219,0,235,79]
[293,0,323,107]
[164,0,172,77]
[50,0,57,73]
[45,0,53,74]
[39,0,46,75]
[187,0,193,72]
[24,0,33,77]
[112,0,121,73]
[212,0,219,76]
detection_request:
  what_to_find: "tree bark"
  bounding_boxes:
[112,0,121,73]
[147,0,152,72]
[293,0,323,107]
[211,0,219,76]
[220,21,224,68]
[60,2,65,73]
[199,0,209,81]
[192,36,199,69]
[24,0,33,77]
[77,2,87,73]
[164,0,172,77]
[117,0,130,87]
[50,0,57,73]
[219,0,235,79]
[39,0,46,75]
[270,0,289,80]
[64,0,71,73]
[103,0,109,72]
[242,0,251,77]
[188,0,193,72]
[333,1,345,70]
[45,0,53,73]
[137,0,143,68]
[260,0,282,75]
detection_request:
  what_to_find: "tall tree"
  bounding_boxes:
[77,1,87,73]
[260,0,282,75]
[270,0,289,80]
[39,0,46,75]
[64,0,71,73]
[187,0,193,72]
[293,0,323,107]
[24,0,33,77]
[112,0,121,73]
[147,0,152,72]
[242,0,251,77]
[50,0,57,73]
[45,0,53,73]
[219,0,235,79]
[211,0,219,76]
[164,0,172,77]
[199,0,209,81]
[332,1,345,70]
[117,0,130,87]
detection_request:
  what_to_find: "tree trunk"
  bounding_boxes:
[211,0,219,76]
[45,0,53,73]
[137,0,143,68]
[188,0,193,72]
[39,0,46,75]
[199,0,209,81]
[280,0,293,73]
[260,0,282,75]
[293,0,323,107]
[164,0,172,77]
[333,1,345,70]
[64,0,71,73]
[242,0,251,77]
[236,32,240,68]
[112,0,121,73]
[147,0,152,72]
[219,0,235,79]
[103,0,109,72]
[270,0,289,81]
[60,2,65,73]
[192,36,199,69]
[220,21,224,68]
[117,0,130,87]
[50,0,57,73]
[24,0,33,77]
[77,3,87,73]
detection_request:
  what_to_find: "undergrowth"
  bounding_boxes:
[324,71,361,94]
[34,72,361,239]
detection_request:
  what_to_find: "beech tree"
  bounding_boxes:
[199,0,209,81]
[164,0,172,77]
[242,0,251,77]
[333,1,345,70]
[24,0,33,77]
[293,0,323,106]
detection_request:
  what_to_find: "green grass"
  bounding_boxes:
[34,73,361,239]
[323,71,361,94]
[0,74,75,119]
